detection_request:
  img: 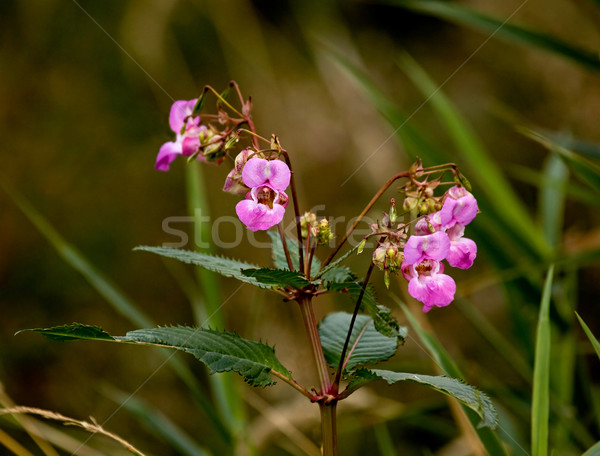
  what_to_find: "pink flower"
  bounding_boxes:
[155,98,205,171]
[439,185,478,228]
[445,224,477,269]
[235,158,291,231]
[403,231,450,266]
[402,259,456,312]
[415,212,477,270]
[236,186,289,231]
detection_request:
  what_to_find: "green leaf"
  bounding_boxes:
[22,324,292,388]
[18,323,114,342]
[576,312,600,361]
[320,266,352,284]
[583,440,600,456]
[241,268,311,289]
[532,265,554,456]
[388,0,600,72]
[192,90,208,115]
[267,231,321,276]
[350,369,497,429]
[521,128,600,194]
[135,246,275,289]
[319,312,402,371]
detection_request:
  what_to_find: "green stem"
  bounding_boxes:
[298,296,331,394]
[320,402,338,456]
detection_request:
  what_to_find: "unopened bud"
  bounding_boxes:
[357,238,367,254]
[455,171,472,192]
[389,199,397,224]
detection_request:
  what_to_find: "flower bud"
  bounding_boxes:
[389,198,398,224]
[357,238,367,254]
[300,212,317,240]
[316,218,333,245]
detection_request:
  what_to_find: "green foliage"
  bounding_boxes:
[522,128,600,194]
[349,369,497,429]
[268,231,321,277]
[241,267,311,289]
[22,324,292,388]
[531,266,554,456]
[19,323,114,342]
[318,312,402,371]
[576,312,600,361]
[134,246,275,289]
[387,0,600,72]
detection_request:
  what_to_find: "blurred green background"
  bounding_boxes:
[2,0,600,454]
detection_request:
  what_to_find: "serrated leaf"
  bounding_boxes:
[267,231,320,276]
[319,312,401,371]
[20,324,292,388]
[18,324,115,342]
[320,266,352,284]
[349,369,497,429]
[121,327,292,387]
[135,246,275,289]
[241,268,311,289]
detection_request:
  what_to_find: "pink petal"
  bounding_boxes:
[242,158,269,188]
[242,158,291,190]
[415,212,442,235]
[403,231,450,265]
[264,160,291,191]
[182,135,200,157]
[155,141,182,171]
[168,99,199,133]
[236,199,285,231]
[446,236,477,269]
[439,188,478,227]
[406,267,456,312]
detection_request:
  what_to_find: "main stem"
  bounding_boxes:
[298,296,330,394]
[320,402,338,456]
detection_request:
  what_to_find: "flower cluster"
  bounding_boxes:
[156,90,479,314]
[401,186,478,312]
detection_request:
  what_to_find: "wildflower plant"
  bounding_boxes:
[22,82,496,454]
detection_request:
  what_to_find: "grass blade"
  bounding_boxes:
[576,312,600,361]
[388,0,600,72]
[531,265,554,456]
